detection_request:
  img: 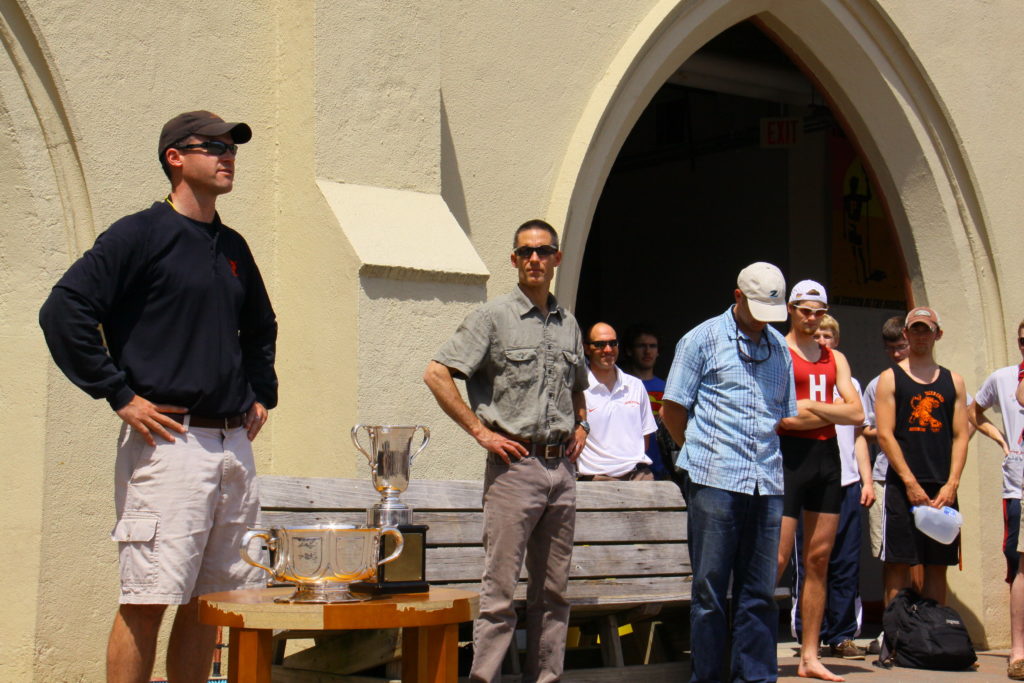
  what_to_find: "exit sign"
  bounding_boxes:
[760,118,800,148]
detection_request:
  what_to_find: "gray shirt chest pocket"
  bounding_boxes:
[504,348,539,388]
[561,349,581,386]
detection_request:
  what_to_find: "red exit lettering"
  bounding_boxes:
[760,118,800,148]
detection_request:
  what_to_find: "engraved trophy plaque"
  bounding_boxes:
[350,424,430,594]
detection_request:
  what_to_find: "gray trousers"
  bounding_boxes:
[471,454,576,683]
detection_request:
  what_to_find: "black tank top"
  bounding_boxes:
[890,365,956,484]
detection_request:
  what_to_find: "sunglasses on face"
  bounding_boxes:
[514,245,558,259]
[587,340,618,349]
[1018,337,1024,346]
[792,305,829,317]
[175,140,238,156]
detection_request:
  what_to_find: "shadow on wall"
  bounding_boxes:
[948,588,988,649]
[361,275,488,306]
[441,94,471,238]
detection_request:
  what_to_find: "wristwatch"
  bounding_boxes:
[577,420,591,434]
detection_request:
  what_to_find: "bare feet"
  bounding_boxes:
[797,657,845,681]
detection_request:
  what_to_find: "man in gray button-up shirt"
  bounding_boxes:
[424,219,588,683]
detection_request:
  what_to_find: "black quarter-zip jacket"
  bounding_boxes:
[40,201,278,417]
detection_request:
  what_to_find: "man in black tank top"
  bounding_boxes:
[875,306,969,607]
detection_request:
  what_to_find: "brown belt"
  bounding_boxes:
[493,430,567,460]
[522,441,566,460]
[167,413,245,429]
[578,463,652,481]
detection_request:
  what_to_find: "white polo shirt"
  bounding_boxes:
[578,366,657,477]
[975,364,1024,499]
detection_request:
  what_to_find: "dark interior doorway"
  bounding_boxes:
[574,21,907,387]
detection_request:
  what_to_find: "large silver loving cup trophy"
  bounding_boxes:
[351,425,430,527]
[240,524,404,603]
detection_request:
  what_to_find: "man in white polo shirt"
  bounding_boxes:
[577,322,658,481]
[972,318,1024,590]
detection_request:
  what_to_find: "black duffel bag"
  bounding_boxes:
[878,588,977,670]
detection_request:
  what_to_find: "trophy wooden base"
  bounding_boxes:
[351,524,429,595]
[350,579,430,595]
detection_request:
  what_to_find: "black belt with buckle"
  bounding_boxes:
[167,413,246,429]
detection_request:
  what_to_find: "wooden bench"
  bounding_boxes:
[257,475,692,680]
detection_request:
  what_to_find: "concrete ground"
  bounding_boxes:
[776,633,1013,682]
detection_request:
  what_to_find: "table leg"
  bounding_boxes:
[402,623,459,683]
[227,626,272,683]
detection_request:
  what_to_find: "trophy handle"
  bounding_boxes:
[377,527,405,567]
[239,529,275,576]
[410,426,431,463]
[351,424,372,463]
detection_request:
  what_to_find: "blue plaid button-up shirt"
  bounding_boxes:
[664,307,797,496]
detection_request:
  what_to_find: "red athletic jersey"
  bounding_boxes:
[777,344,837,440]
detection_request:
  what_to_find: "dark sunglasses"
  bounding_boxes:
[175,140,238,156]
[1018,337,1024,346]
[587,340,618,349]
[736,336,772,363]
[514,245,558,259]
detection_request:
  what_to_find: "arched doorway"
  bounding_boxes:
[546,0,1004,646]
[574,21,906,385]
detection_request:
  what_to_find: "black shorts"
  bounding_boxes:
[780,435,842,518]
[1004,498,1021,584]
[881,479,960,566]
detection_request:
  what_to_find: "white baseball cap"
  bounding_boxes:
[737,262,787,322]
[788,279,828,306]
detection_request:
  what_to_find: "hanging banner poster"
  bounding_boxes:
[828,131,907,309]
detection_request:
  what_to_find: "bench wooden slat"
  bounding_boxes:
[258,510,688,544]
[425,544,690,582]
[435,576,692,606]
[259,476,685,511]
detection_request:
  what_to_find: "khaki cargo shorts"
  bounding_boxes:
[112,420,265,604]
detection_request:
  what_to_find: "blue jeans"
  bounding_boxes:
[686,477,784,683]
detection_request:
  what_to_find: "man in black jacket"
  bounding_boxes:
[39,111,277,683]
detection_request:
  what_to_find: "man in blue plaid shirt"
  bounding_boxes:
[662,262,797,683]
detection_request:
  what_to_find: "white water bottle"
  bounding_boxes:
[911,505,963,544]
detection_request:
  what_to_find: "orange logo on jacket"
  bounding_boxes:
[908,391,944,433]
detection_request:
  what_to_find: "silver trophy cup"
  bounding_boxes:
[351,424,430,527]
[240,524,404,603]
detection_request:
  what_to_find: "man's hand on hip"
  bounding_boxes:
[475,427,529,464]
[116,396,187,446]
[566,425,587,463]
[245,401,268,441]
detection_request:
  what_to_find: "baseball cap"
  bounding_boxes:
[737,262,787,322]
[158,110,252,163]
[905,306,940,330]
[788,279,828,306]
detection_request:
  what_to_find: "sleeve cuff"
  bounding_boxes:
[107,386,136,412]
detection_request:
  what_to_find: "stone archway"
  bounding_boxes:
[1,3,97,678]
[547,0,1004,645]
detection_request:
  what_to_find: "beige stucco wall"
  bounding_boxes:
[2,0,1023,678]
